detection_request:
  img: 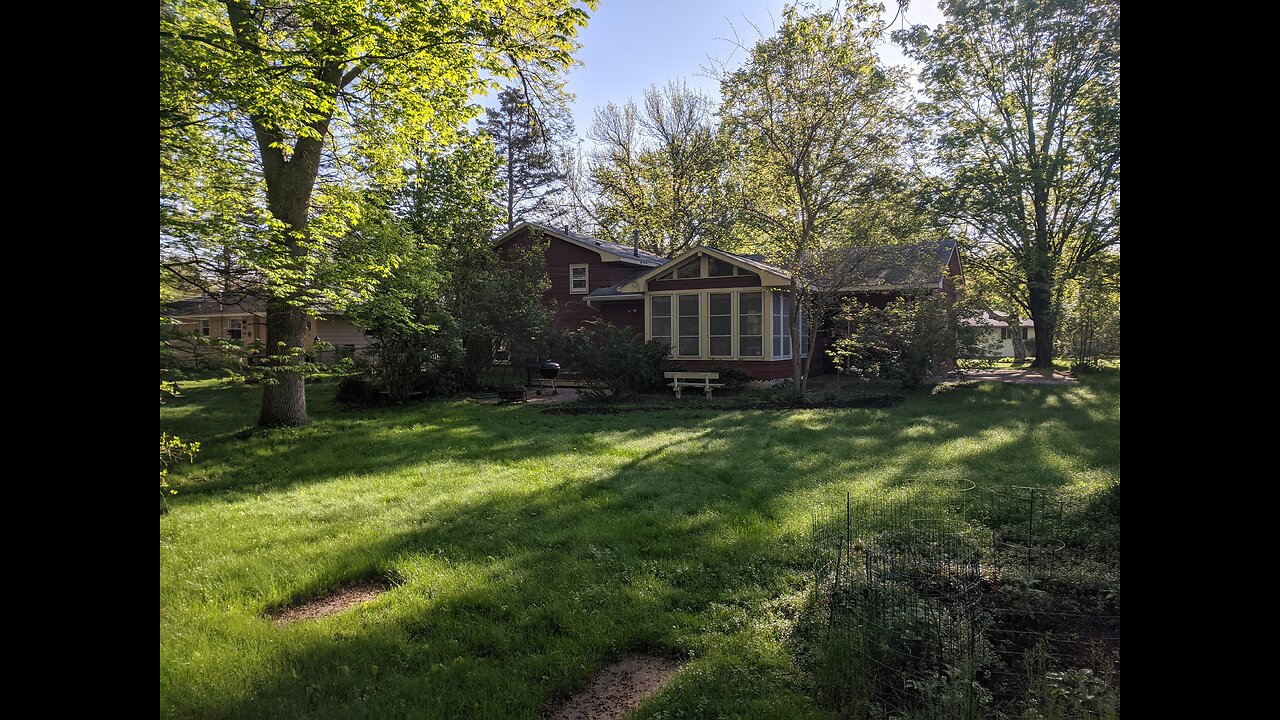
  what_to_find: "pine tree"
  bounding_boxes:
[480,86,573,230]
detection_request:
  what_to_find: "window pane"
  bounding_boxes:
[740,316,762,336]
[710,337,732,356]
[740,293,761,314]
[652,296,671,316]
[571,266,586,278]
[707,257,734,277]
[679,316,699,336]
[709,293,732,315]
[679,294,699,315]
[652,318,671,337]
[709,316,731,336]
[740,337,762,357]
[676,260,700,278]
[679,338,699,355]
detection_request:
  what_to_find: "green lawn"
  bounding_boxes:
[160,370,1120,719]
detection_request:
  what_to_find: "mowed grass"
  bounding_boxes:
[160,370,1120,719]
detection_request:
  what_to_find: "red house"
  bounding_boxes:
[494,222,962,380]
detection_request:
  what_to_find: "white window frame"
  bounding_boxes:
[676,293,701,357]
[650,295,673,354]
[200,319,210,337]
[738,291,763,357]
[708,292,733,357]
[772,294,792,360]
[569,264,589,294]
[228,318,243,340]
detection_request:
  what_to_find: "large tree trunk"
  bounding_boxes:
[1028,279,1056,369]
[258,295,310,426]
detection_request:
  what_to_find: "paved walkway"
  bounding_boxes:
[472,388,583,405]
[956,368,1078,385]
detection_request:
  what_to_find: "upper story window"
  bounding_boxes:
[707,257,734,277]
[228,318,243,340]
[570,264,589,293]
[675,259,700,279]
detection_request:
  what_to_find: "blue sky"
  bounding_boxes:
[537,0,945,146]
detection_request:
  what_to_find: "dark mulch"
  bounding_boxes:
[542,654,681,720]
[267,581,391,626]
[542,394,903,415]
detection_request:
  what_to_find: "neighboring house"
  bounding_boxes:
[495,222,963,380]
[963,311,1037,358]
[165,294,372,364]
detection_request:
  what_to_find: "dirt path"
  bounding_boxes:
[543,655,680,720]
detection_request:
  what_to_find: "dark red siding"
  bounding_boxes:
[667,358,796,380]
[496,227,654,331]
[599,300,645,334]
[942,248,962,301]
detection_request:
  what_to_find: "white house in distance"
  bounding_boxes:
[965,311,1036,358]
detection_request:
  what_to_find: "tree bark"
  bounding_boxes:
[1028,279,1055,369]
[258,295,310,426]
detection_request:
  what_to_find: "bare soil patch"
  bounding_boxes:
[268,581,390,626]
[543,654,681,720]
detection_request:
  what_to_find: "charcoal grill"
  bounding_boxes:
[537,360,561,395]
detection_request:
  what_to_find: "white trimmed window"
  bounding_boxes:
[739,292,762,357]
[569,264,589,293]
[772,294,791,359]
[228,318,243,340]
[677,294,700,356]
[675,259,700,279]
[651,296,672,353]
[709,293,733,357]
[200,319,210,336]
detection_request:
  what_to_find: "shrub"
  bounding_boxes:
[828,291,985,388]
[698,365,753,389]
[564,320,669,402]
[336,375,382,405]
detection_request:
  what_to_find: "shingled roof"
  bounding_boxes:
[494,221,668,267]
[840,240,957,290]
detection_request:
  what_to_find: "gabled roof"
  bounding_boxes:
[616,245,792,293]
[493,221,667,267]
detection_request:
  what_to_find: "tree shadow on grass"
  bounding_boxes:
[161,376,1119,718]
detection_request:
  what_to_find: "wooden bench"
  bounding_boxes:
[664,371,724,399]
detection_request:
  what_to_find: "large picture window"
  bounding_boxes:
[738,292,762,357]
[709,293,732,357]
[651,296,672,352]
[772,294,791,359]
[678,294,700,356]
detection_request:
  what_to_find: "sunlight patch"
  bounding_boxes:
[543,654,680,720]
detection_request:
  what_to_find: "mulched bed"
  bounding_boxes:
[542,654,681,720]
[267,581,391,626]
[542,394,903,415]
